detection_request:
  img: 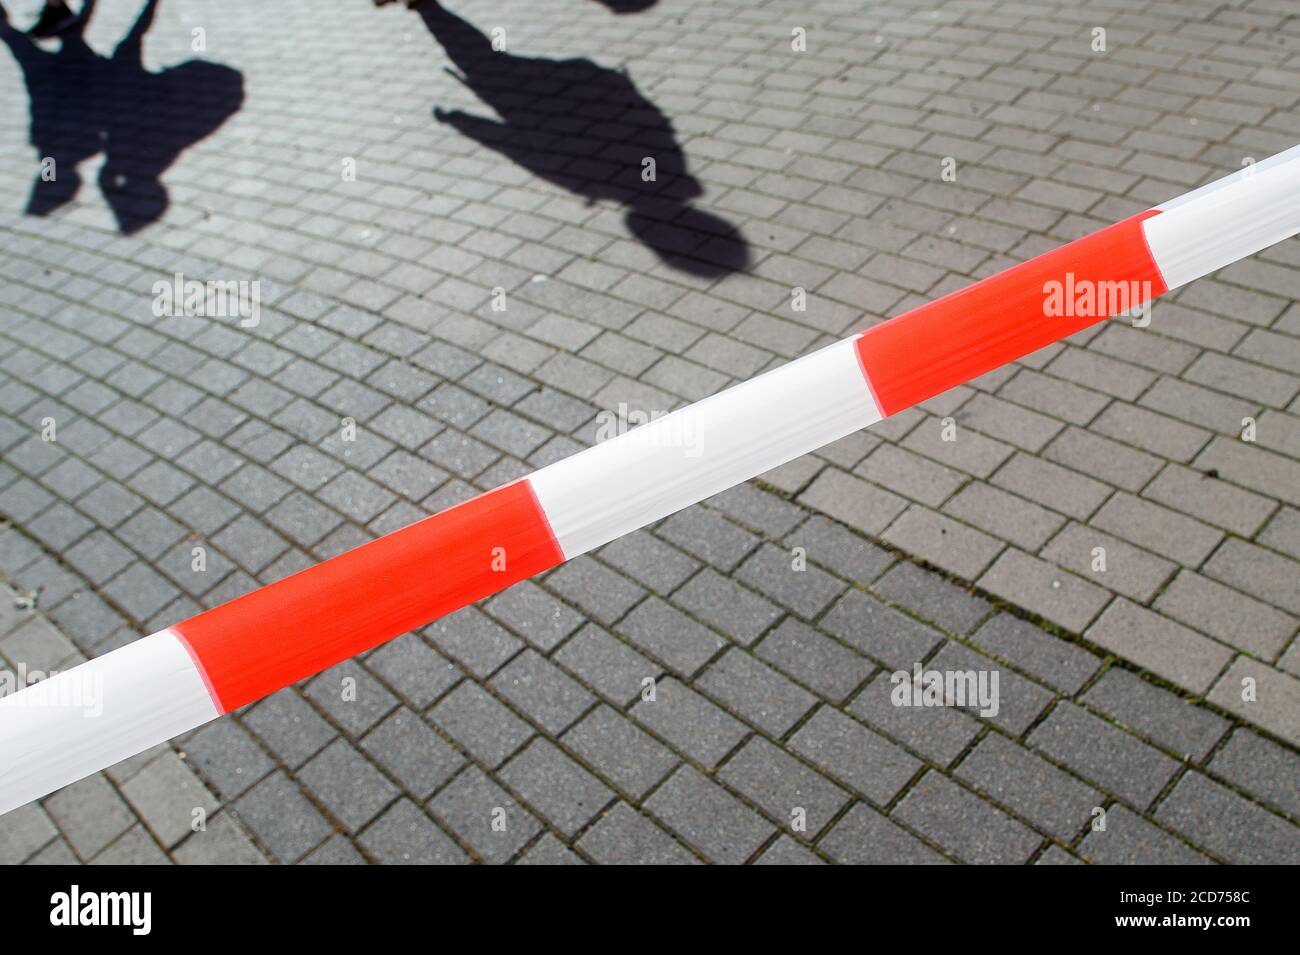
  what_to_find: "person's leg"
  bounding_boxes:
[28,0,79,38]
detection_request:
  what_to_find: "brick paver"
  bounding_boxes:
[0,0,1297,863]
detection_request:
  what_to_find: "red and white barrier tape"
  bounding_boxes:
[2,146,1298,815]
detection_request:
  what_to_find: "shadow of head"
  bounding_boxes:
[626,202,750,277]
[2,0,243,234]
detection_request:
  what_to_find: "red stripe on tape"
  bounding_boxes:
[855,210,1166,416]
[174,480,563,713]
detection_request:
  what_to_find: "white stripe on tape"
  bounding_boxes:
[1145,145,1300,290]
[530,337,882,559]
[0,629,218,816]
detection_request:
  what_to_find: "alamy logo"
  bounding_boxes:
[50,885,151,935]
[594,402,703,457]
[0,665,103,717]
[1043,271,1151,326]
[890,663,1000,718]
[152,272,261,327]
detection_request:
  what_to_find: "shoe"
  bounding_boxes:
[28,4,78,37]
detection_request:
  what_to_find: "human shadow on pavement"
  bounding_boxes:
[418,1,748,277]
[0,0,244,234]
[591,0,659,12]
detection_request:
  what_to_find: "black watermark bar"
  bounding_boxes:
[10,865,1273,940]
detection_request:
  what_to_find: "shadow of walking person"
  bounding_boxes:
[591,0,659,12]
[0,0,243,234]
[417,1,748,277]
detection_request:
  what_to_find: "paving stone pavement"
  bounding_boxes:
[0,0,1297,863]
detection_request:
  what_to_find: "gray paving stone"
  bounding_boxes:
[1082,668,1229,761]
[819,588,945,671]
[735,542,846,620]
[1156,772,1300,865]
[696,647,818,738]
[364,633,461,710]
[517,832,586,865]
[425,606,522,678]
[499,738,616,837]
[489,649,595,735]
[719,736,849,837]
[361,708,465,800]
[894,771,1042,865]
[1208,729,1300,819]
[0,614,80,671]
[302,833,367,865]
[597,529,700,594]
[553,623,659,707]
[708,484,806,538]
[484,580,584,652]
[43,773,136,861]
[183,718,275,800]
[359,798,469,865]
[819,801,949,865]
[1154,570,1295,660]
[62,530,134,587]
[873,560,993,634]
[979,549,1110,633]
[1144,463,1276,537]
[1204,537,1300,616]
[172,812,267,865]
[757,617,874,703]
[296,723,400,833]
[631,677,748,768]
[670,568,782,645]
[882,505,1005,581]
[788,706,920,805]
[545,555,645,626]
[617,596,726,677]
[1029,702,1181,809]
[855,441,965,508]
[560,705,678,800]
[1207,656,1300,747]
[956,733,1102,840]
[798,468,909,537]
[0,801,57,864]
[1077,804,1212,865]
[784,514,895,584]
[1086,600,1235,696]
[234,771,333,863]
[973,613,1101,694]
[989,450,1111,520]
[92,824,173,865]
[1093,493,1224,569]
[848,672,983,767]
[944,482,1065,552]
[644,766,775,864]
[243,688,337,769]
[754,834,827,865]
[1033,845,1083,865]
[1040,522,1176,604]
[576,801,699,865]
[428,767,542,864]
[25,837,79,865]
[658,506,759,572]
[1044,426,1162,493]
[926,640,1054,736]
[305,659,399,737]
[429,682,534,769]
